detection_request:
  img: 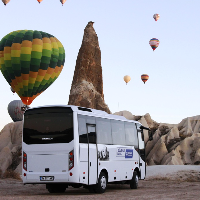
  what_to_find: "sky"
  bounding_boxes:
[0,0,200,130]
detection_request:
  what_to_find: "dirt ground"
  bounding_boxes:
[0,177,200,200]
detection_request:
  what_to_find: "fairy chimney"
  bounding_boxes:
[68,21,111,114]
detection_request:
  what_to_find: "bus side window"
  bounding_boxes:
[111,120,126,145]
[96,118,112,144]
[124,122,138,148]
[86,116,96,144]
[78,115,87,143]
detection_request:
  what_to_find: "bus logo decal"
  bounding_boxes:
[116,148,133,158]
[125,149,133,158]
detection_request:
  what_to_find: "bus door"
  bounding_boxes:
[137,131,145,179]
[86,124,98,185]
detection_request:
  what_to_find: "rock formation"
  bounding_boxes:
[0,121,22,177]
[0,111,200,178]
[113,111,200,165]
[68,21,111,114]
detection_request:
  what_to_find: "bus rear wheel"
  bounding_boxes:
[46,184,67,193]
[130,171,138,189]
[95,172,107,193]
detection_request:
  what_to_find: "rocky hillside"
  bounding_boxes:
[114,111,200,165]
[0,112,199,178]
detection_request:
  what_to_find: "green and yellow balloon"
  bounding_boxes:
[0,30,65,105]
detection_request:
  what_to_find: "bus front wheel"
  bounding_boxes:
[130,171,138,189]
[95,172,107,193]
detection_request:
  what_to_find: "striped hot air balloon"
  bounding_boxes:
[149,38,160,51]
[141,74,149,84]
[2,0,10,5]
[153,14,160,21]
[0,30,65,105]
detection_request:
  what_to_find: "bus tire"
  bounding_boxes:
[46,184,66,193]
[88,185,96,193]
[95,172,107,193]
[71,184,82,188]
[130,171,138,189]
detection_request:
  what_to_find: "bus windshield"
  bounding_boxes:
[23,107,73,144]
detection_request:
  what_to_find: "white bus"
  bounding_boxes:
[22,105,152,193]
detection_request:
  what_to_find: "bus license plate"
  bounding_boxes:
[40,176,54,181]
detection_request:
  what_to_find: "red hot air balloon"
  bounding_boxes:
[141,74,149,84]
[149,38,160,51]
[37,0,43,3]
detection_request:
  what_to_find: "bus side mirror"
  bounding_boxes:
[148,130,153,141]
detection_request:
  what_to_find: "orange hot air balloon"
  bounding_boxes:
[2,0,10,5]
[37,0,43,3]
[60,0,67,6]
[124,75,131,85]
[141,74,149,84]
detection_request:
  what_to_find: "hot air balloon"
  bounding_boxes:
[153,14,160,21]
[8,100,29,122]
[149,38,160,51]
[2,0,10,5]
[141,74,149,84]
[37,0,43,3]
[0,30,65,105]
[124,75,131,85]
[60,0,66,6]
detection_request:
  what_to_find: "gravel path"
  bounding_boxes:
[0,165,199,200]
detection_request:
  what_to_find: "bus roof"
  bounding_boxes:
[26,104,141,125]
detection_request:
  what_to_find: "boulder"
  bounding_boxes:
[194,149,200,165]
[178,115,200,139]
[113,110,134,120]
[0,121,22,175]
[144,113,159,130]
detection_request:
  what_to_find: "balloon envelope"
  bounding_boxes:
[8,100,28,122]
[2,0,10,5]
[153,14,160,21]
[149,38,160,51]
[141,74,149,84]
[0,30,65,105]
[60,0,67,5]
[37,0,43,3]
[124,75,131,84]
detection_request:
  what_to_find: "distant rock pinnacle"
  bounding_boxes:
[68,22,111,114]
